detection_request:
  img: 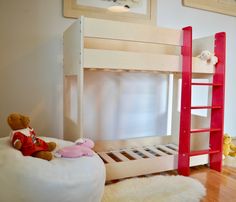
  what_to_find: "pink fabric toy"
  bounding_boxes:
[55,138,94,158]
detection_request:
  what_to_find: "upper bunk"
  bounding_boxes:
[63,16,215,75]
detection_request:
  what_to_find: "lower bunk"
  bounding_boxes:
[94,136,209,181]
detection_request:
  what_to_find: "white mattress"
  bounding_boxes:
[0,136,105,202]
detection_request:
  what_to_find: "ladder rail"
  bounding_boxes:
[178,26,192,176]
[209,32,226,171]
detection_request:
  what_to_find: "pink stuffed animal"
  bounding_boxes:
[55,138,94,158]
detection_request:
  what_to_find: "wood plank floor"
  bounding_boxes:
[190,165,236,202]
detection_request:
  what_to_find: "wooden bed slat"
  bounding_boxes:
[158,145,178,155]
[137,148,157,158]
[166,143,179,151]
[98,152,116,163]
[84,17,183,46]
[112,152,130,162]
[125,150,143,160]
[148,146,169,156]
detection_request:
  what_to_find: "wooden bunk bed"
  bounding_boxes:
[63,16,226,181]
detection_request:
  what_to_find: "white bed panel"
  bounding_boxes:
[84,49,214,74]
[84,17,183,46]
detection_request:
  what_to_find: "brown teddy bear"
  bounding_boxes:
[7,113,56,161]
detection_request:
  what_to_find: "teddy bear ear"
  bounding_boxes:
[7,113,18,129]
[21,115,30,127]
[7,116,12,125]
[7,113,17,124]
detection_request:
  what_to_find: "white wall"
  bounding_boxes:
[1,0,236,139]
[157,0,236,136]
[0,0,75,138]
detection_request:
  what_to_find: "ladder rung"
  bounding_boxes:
[191,105,222,109]
[190,149,220,156]
[191,82,223,86]
[190,128,221,133]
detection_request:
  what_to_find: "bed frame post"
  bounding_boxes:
[63,16,84,141]
[209,32,226,172]
[178,26,192,176]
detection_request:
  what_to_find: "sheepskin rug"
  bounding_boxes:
[102,175,205,202]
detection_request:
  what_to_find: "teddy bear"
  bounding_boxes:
[197,50,218,65]
[223,134,236,158]
[7,113,56,161]
[55,138,94,158]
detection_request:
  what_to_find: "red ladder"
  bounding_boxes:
[178,27,226,176]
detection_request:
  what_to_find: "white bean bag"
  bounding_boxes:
[0,137,105,202]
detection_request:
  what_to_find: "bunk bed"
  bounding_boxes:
[63,16,226,181]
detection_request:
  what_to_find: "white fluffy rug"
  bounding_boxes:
[102,175,205,202]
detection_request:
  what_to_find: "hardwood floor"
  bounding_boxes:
[190,165,236,202]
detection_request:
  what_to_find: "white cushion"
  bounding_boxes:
[0,137,105,202]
